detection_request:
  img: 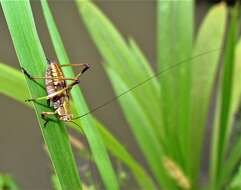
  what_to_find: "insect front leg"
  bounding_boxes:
[22,67,81,81]
[61,63,90,81]
[61,63,90,74]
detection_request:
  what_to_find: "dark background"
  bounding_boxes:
[0,1,219,189]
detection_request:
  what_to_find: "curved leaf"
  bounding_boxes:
[0,63,30,105]
[190,3,227,185]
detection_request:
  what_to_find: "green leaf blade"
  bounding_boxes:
[211,4,240,189]
[0,63,30,104]
[157,0,193,171]
[189,3,227,185]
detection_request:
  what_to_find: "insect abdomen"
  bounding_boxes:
[45,60,66,96]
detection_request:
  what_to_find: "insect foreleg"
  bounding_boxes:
[22,68,79,81]
[22,67,81,82]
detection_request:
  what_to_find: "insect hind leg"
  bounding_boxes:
[41,111,57,127]
[27,99,51,109]
[21,67,45,90]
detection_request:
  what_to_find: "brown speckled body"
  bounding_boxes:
[45,61,72,121]
[45,61,66,97]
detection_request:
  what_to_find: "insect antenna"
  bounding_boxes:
[73,48,221,120]
[69,120,84,132]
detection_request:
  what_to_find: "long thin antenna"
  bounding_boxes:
[69,120,83,131]
[73,48,221,120]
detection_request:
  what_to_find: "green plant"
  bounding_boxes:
[0,174,19,190]
[0,0,240,190]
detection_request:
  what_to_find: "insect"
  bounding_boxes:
[21,59,90,126]
[21,48,219,126]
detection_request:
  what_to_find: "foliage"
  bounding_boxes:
[0,0,240,189]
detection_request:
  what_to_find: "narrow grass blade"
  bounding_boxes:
[128,39,163,139]
[210,4,240,189]
[190,3,227,185]
[128,38,159,91]
[228,39,241,126]
[157,0,193,170]
[40,1,119,189]
[217,5,240,163]
[214,37,241,188]
[0,63,30,105]
[0,63,156,190]
[0,1,82,189]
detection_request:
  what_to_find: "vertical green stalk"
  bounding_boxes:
[157,0,193,173]
[211,3,240,189]
[191,3,227,187]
